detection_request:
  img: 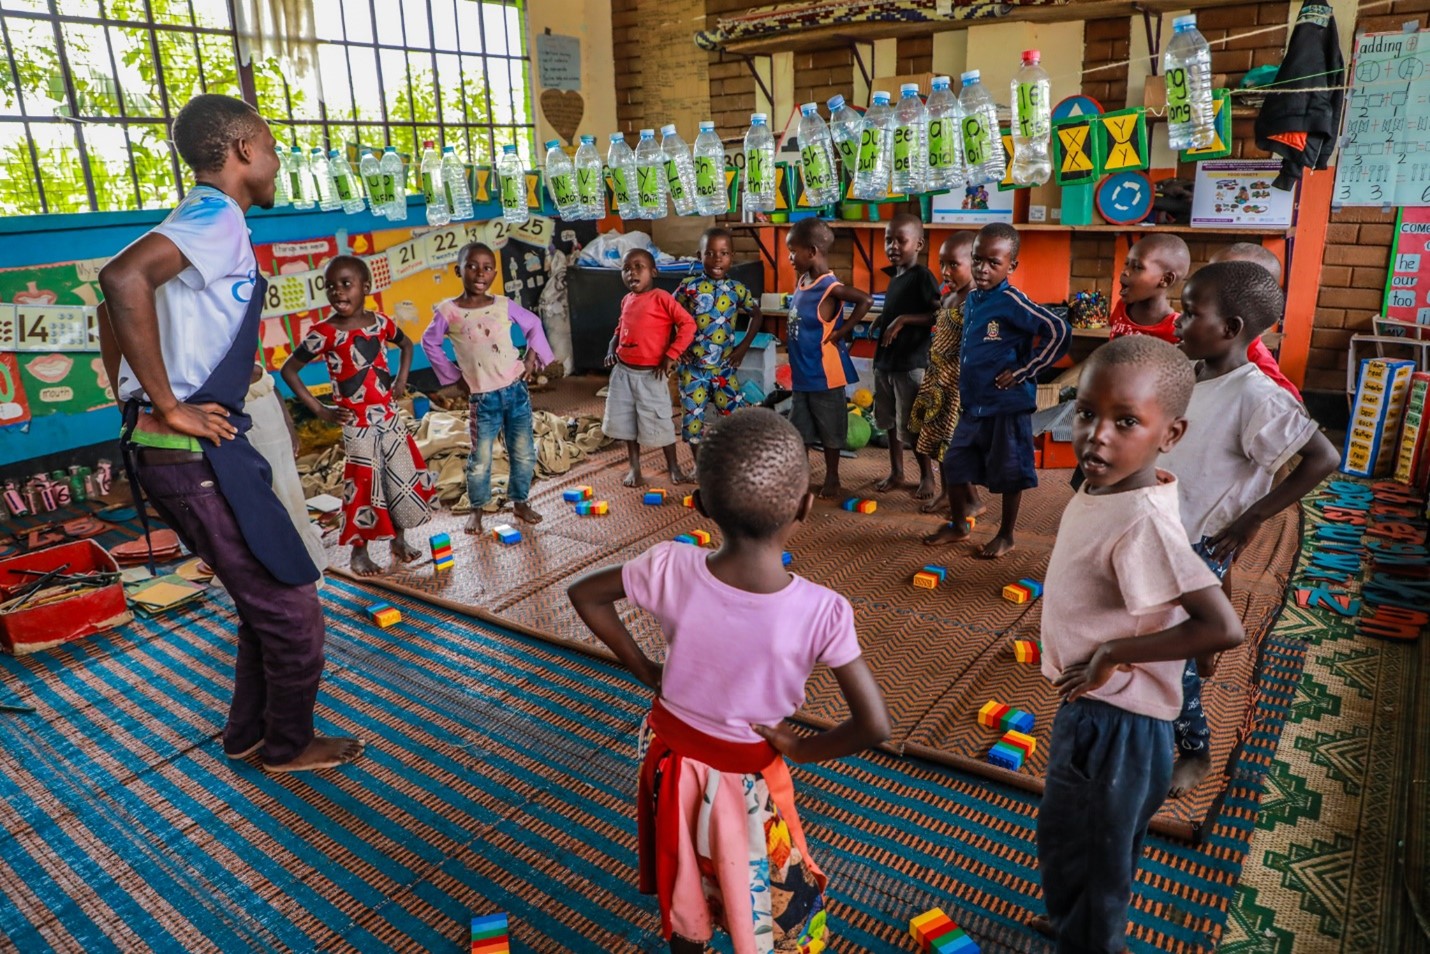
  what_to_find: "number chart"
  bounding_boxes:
[1335,30,1430,207]
[1382,205,1430,331]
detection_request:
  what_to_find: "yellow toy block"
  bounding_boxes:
[910,908,949,942]
[856,499,877,514]
[913,571,940,589]
[1002,583,1031,604]
[978,700,1009,729]
[1013,640,1041,663]
[683,494,695,508]
[1003,729,1037,757]
[691,529,712,546]
[373,608,401,628]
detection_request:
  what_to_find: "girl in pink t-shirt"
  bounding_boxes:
[569,408,890,954]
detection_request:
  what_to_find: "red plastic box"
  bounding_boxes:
[0,540,131,655]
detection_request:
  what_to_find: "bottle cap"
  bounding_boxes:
[827,94,845,110]
[960,70,980,84]
[900,83,920,95]
[329,148,341,158]
[1022,49,1040,63]
[443,145,455,152]
[800,102,818,114]
[383,145,397,152]
[931,76,950,89]
[545,139,560,149]
[751,112,767,123]
[290,146,302,153]
[698,121,714,132]
[640,128,655,137]
[581,134,596,143]
[502,144,517,153]
[660,124,677,136]
[311,146,324,154]
[609,132,625,142]
[1173,14,1197,30]
[423,139,435,148]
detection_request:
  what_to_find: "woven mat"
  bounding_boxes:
[330,376,1300,840]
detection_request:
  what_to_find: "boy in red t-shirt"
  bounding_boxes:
[1208,243,1302,402]
[1108,234,1190,343]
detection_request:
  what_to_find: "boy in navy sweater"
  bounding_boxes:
[924,223,1070,558]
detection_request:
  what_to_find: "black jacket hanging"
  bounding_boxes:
[1255,1,1345,190]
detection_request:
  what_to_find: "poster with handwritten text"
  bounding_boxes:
[1336,31,1430,207]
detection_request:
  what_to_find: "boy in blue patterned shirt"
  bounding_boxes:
[673,227,765,470]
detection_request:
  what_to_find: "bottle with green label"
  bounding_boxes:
[797,103,840,206]
[743,112,776,213]
[288,146,314,209]
[1010,50,1051,186]
[693,121,728,216]
[359,149,389,219]
[574,135,603,219]
[635,128,668,219]
[827,94,863,183]
[924,76,967,192]
[606,133,639,219]
[329,149,367,214]
[660,124,698,215]
[851,91,894,200]
[421,140,451,226]
[496,143,528,225]
[891,83,928,195]
[544,139,581,219]
[1163,14,1215,150]
[957,71,1005,186]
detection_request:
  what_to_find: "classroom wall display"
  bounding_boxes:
[1335,30,1430,207]
[1190,160,1296,228]
[1342,357,1416,477]
[930,183,1015,225]
[0,354,30,429]
[1383,205,1430,332]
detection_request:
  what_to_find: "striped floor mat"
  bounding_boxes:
[0,569,1311,953]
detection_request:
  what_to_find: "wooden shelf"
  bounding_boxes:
[732,221,1295,237]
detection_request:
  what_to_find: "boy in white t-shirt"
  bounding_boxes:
[1159,261,1338,798]
[1035,335,1243,953]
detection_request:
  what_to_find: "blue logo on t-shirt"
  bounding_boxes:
[232,268,256,303]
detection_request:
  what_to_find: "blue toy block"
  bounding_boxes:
[1017,578,1044,599]
[782,551,792,566]
[987,741,1025,771]
[1005,709,1035,734]
[921,564,948,582]
[429,532,451,550]
[674,534,697,545]
[932,928,978,953]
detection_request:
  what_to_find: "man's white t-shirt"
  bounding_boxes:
[115,185,258,403]
[1159,363,1318,542]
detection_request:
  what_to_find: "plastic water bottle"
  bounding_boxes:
[692,122,727,216]
[634,128,667,219]
[496,143,528,224]
[420,141,451,227]
[607,133,639,220]
[852,91,893,201]
[575,135,604,219]
[442,146,473,220]
[958,71,1005,186]
[924,76,967,192]
[272,147,291,207]
[742,112,776,213]
[891,83,928,195]
[827,94,863,184]
[380,145,407,221]
[544,139,581,219]
[288,146,314,209]
[1010,50,1052,186]
[660,124,698,216]
[796,103,840,206]
[1164,14,1216,150]
[359,149,387,218]
[309,148,340,211]
[328,150,367,214]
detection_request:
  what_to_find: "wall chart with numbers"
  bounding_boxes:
[1335,29,1430,207]
[1382,205,1430,332]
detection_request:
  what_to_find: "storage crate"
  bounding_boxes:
[737,332,781,401]
[0,540,131,655]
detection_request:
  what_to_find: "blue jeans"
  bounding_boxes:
[466,379,536,507]
[1037,699,1173,954]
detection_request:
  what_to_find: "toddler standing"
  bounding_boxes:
[568,408,890,954]
[422,241,554,534]
[282,256,436,576]
[910,230,976,514]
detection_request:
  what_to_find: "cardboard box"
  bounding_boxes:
[1394,372,1430,485]
[1342,357,1416,477]
[0,540,130,655]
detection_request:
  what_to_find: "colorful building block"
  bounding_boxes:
[978,700,1009,729]
[575,500,609,515]
[1013,640,1041,664]
[683,494,695,508]
[913,571,941,589]
[932,927,977,953]
[367,602,402,628]
[1001,729,1037,758]
[1017,578,1044,599]
[922,564,948,582]
[490,524,521,545]
[978,700,1033,733]
[782,550,793,566]
[430,532,451,553]
[910,908,978,953]
[910,908,950,946]
[562,486,593,502]
[841,497,877,514]
[674,534,697,544]
[470,911,510,952]
[1003,583,1032,603]
[690,529,712,546]
[988,740,1025,771]
[643,489,667,505]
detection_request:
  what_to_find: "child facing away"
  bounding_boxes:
[281,256,437,576]
[1036,334,1244,953]
[1108,233,1190,343]
[871,213,942,498]
[1159,261,1337,797]
[910,231,976,515]
[672,227,765,467]
[422,241,555,535]
[603,248,697,488]
[784,218,874,498]
[1208,243,1303,401]
[567,408,891,954]
[924,223,1070,558]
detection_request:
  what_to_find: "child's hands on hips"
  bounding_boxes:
[636,657,663,694]
[1054,645,1120,702]
[1206,514,1261,563]
[393,375,409,399]
[994,369,1018,390]
[655,355,672,378]
[315,404,356,426]
[521,351,541,382]
[751,721,806,761]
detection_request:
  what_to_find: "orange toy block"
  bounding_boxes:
[1001,729,1037,758]
[978,700,1010,729]
[691,529,712,546]
[1002,583,1032,604]
[913,571,940,589]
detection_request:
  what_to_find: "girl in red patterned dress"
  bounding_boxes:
[282,256,436,576]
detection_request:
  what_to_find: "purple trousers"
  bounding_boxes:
[137,458,324,765]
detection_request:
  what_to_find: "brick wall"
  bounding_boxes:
[1070,17,1131,296]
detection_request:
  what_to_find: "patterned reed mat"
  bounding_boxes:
[0,572,1328,953]
[331,377,1301,841]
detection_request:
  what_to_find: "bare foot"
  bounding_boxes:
[817,479,844,499]
[262,735,364,773]
[512,501,543,524]
[1027,916,1054,938]
[622,468,647,488]
[391,535,422,564]
[977,535,1015,559]
[919,490,948,514]
[922,522,972,546]
[875,472,906,492]
[464,512,484,535]
[913,475,937,500]
[669,466,696,485]
[350,547,382,576]
[1168,753,1212,799]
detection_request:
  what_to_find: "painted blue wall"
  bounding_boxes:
[0,197,433,468]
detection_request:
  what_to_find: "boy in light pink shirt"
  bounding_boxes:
[422,242,554,534]
[1035,335,1243,954]
[569,408,889,954]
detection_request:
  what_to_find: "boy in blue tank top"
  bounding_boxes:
[784,219,873,498]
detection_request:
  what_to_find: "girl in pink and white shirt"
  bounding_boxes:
[421,242,554,534]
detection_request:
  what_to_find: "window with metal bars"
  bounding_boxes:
[0,0,533,216]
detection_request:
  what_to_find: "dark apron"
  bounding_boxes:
[121,272,319,586]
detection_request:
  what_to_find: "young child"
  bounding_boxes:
[1037,334,1244,952]
[672,227,764,467]
[567,408,890,954]
[924,223,1069,558]
[603,248,696,488]
[1159,261,1337,797]
[784,218,873,497]
[871,213,941,498]
[911,231,976,514]
[1208,242,1303,401]
[1108,233,1190,342]
[422,242,554,534]
[281,255,436,576]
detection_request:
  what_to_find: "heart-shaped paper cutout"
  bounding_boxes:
[540,88,584,145]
